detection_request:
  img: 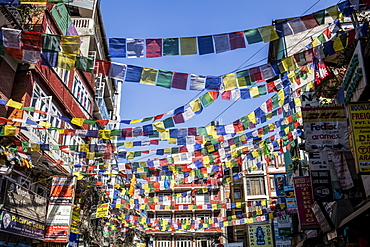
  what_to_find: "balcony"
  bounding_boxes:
[72,18,95,35]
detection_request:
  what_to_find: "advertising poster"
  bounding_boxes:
[284,185,297,213]
[302,105,350,152]
[277,215,292,236]
[247,224,273,247]
[348,102,370,173]
[274,174,286,197]
[96,203,109,218]
[293,177,319,229]
[310,170,333,202]
[0,211,45,240]
[328,152,354,190]
[44,176,75,242]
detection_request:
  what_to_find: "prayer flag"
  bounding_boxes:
[236,70,252,88]
[42,33,61,52]
[288,18,307,34]
[61,35,80,54]
[125,65,142,83]
[190,74,206,91]
[223,73,237,91]
[258,25,279,42]
[275,21,292,37]
[6,47,22,60]
[146,39,162,58]
[180,37,197,55]
[250,87,259,98]
[6,99,22,109]
[300,14,319,29]
[249,66,263,82]
[109,38,126,57]
[260,64,275,80]
[4,125,17,136]
[281,57,297,72]
[126,38,144,58]
[57,52,76,71]
[172,72,188,90]
[22,50,40,64]
[108,62,126,80]
[190,99,201,112]
[156,70,173,88]
[2,28,21,49]
[140,68,158,85]
[153,121,165,132]
[22,31,42,50]
[163,117,175,129]
[213,33,230,53]
[244,28,263,44]
[326,5,339,20]
[197,35,214,55]
[163,38,179,56]
[94,59,111,75]
[76,56,94,73]
[200,92,214,107]
[205,76,222,90]
[71,118,85,126]
[314,10,326,25]
[229,31,246,50]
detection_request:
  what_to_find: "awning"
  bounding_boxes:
[339,200,370,228]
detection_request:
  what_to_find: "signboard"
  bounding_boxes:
[277,215,292,236]
[328,152,354,190]
[247,224,273,247]
[302,105,350,152]
[293,177,319,229]
[3,179,47,222]
[310,170,333,202]
[309,152,329,170]
[348,102,370,173]
[284,185,297,213]
[44,176,75,242]
[0,211,45,240]
[311,201,334,233]
[274,174,286,197]
[96,203,109,218]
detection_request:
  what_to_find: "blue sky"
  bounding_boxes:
[100,0,340,159]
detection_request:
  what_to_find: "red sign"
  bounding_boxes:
[293,177,319,229]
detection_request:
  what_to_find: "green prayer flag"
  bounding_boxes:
[199,93,214,107]
[42,34,61,52]
[142,117,153,122]
[84,119,96,125]
[22,142,29,152]
[163,117,174,128]
[272,94,279,109]
[258,84,267,95]
[76,56,94,73]
[244,28,263,44]
[180,37,197,55]
[134,151,141,157]
[156,70,173,88]
[110,129,121,136]
[21,107,35,112]
[314,10,325,25]
[163,38,179,56]
[197,127,207,136]
[317,33,326,44]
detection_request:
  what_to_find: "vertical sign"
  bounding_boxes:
[247,224,273,247]
[274,174,286,197]
[293,177,319,229]
[44,176,76,242]
[284,185,297,214]
[310,170,332,202]
[348,102,370,173]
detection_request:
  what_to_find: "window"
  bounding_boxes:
[176,237,192,247]
[30,83,51,122]
[158,193,171,205]
[234,187,242,199]
[72,74,92,115]
[157,238,171,247]
[196,214,210,223]
[176,192,191,204]
[196,193,210,204]
[246,177,265,196]
[269,176,276,192]
[197,238,211,247]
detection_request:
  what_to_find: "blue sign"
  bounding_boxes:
[0,211,45,240]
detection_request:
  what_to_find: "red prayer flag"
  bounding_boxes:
[228,31,246,50]
[266,81,277,93]
[347,29,356,45]
[22,31,42,51]
[150,140,159,145]
[97,120,109,125]
[94,59,111,76]
[300,14,319,29]
[233,120,244,133]
[146,39,162,58]
[173,113,185,124]
[6,47,23,60]
[122,128,133,138]
[153,114,164,121]
[208,90,219,100]
[249,66,263,82]
[172,72,188,90]
[222,91,231,101]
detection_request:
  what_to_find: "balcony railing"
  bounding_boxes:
[72,18,95,35]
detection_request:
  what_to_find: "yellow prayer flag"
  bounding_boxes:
[190,98,201,112]
[80,144,89,152]
[98,130,111,139]
[333,36,344,51]
[258,25,279,42]
[4,125,17,136]
[311,38,320,48]
[326,5,339,20]
[222,73,237,91]
[281,56,297,72]
[30,143,40,151]
[173,154,180,163]
[205,126,216,136]
[57,52,76,71]
[164,148,172,154]
[294,97,302,106]
[140,68,158,85]
[130,119,143,124]
[39,121,51,128]
[86,152,95,159]
[180,37,197,55]
[212,204,217,209]
[203,156,210,164]
[61,35,80,54]
[6,99,22,109]
[124,142,133,148]
[206,145,215,153]
[153,121,165,132]
[169,138,177,144]
[249,86,260,98]
[20,0,46,4]
[236,202,242,208]
[126,152,134,159]
[247,112,256,123]
[160,130,170,140]
[71,118,85,126]
[269,123,276,131]
[252,149,260,158]
[277,90,285,106]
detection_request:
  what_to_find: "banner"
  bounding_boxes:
[45,176,76,242]
[96,203,109,218]
[247,224,273,247]
[302,105,350,152]
[0,211,45,240]
[348,102,370,172]
[293,176,319,229]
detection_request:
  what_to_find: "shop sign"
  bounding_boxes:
[310,170,333,202]
[348,102,370,173]
[328,152,354,190]
[3,179,47,223]
[302,105,350,152]
[277,215,292,236]
[274,174,286,197]
[247,224,273,247]
[0,211,45,240]
[308,152,329,170]
[293,177,319,229]
[96,203,109,218]
[311,201,334,233]
[284,185,297,213]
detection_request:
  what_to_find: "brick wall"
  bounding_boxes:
[0,59,16,117]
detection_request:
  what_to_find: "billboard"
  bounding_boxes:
[302,105,350,152]
[348,102,370,173]
[247,224,273,247]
